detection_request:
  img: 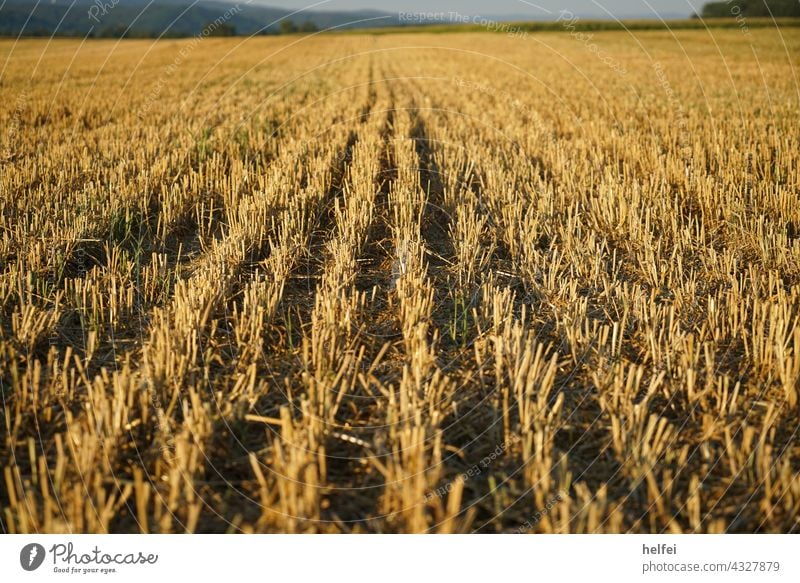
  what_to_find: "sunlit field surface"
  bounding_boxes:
[1,28,799,533]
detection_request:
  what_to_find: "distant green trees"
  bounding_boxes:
[299,21,320,33]
[701,0,800,17]
[206,22,237,37]
[278,19,319,34]
[278,19,297,34]
[96,26,129,38]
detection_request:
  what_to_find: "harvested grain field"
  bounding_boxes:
[1,28,799,534]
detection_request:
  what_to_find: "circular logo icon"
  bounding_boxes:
[20,543,46,571]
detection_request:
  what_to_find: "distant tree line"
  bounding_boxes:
[278,20,320,34]
[700,0,800,17]
[20,18,318,39]
[88,19,317,38]
[84,22,235,38]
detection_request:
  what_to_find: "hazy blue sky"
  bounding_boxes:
[259,0,703,19]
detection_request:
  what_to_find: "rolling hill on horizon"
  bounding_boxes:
[2,0,797,38]
[0,0,401,37]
